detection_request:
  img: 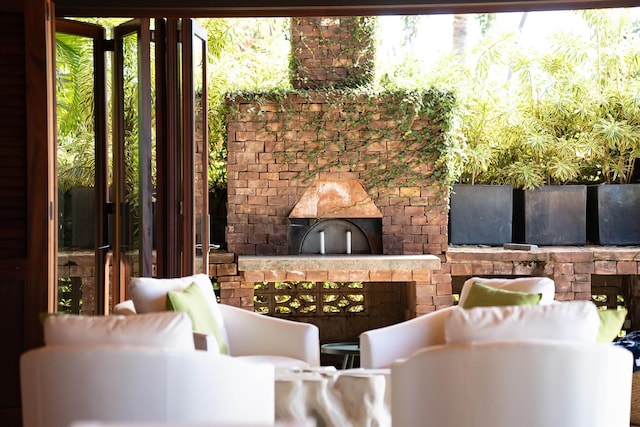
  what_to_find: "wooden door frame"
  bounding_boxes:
[54,0,640,19]
[25,0,56,350]
[180,19,210,274]
[155,18,183,278]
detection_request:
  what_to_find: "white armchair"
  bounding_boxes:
[391,339,632,427]
[21,312,275,427]
[359,276,555,368]
[114,274,321,368]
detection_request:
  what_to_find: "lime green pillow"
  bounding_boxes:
[166,282,228,354]
[597,308,627,343]
[462,281,543,309]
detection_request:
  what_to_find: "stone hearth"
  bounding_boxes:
[238,254,441,343]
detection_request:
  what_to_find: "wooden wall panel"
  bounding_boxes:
[0,14,27,261]
[0,7,58,422]
[0,6,28,422]
[0,279,24,414]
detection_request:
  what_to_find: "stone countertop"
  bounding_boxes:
[238,254,440,272]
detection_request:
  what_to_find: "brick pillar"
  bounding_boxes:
[290,17,375,89]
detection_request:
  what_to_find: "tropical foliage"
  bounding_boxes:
[56,32,98,192]
[442,9,640,188]
[57,10,640,194]
[196,18,291,189]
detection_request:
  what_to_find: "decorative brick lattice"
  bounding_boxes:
[254,281,365,315]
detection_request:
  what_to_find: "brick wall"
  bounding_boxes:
[447,247,640,300]
[448,246,640,329]
[58,247,640,329]
[225,92,448,257]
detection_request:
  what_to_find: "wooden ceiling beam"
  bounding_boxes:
[55,0,640,18]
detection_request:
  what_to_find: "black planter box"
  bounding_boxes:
[449,184,513,246]
[587,184,640,245]
[513,186,586,246]
[70,186,96,249]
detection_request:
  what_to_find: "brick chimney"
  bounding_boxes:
[290,17,375,89]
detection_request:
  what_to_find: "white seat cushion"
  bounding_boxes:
[235,355,312,369]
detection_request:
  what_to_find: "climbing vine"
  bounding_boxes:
[224,86,456,202]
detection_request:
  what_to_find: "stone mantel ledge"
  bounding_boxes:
[238,254,441,272]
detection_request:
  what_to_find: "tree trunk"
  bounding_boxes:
[452,14,468,56]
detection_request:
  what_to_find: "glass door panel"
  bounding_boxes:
[54,17,205,312]
[183,20,209,274]
[113,19,154,301]
[55,19,109,315]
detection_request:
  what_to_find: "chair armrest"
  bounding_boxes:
[359,306,454,369]
[218,304,320,366]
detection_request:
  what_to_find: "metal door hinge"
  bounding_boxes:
[104,39,115,52]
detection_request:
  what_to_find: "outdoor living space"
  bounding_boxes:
[6,1,640,427]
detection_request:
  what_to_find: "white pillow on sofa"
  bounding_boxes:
[445,300,600,344]
[129,273,228,346]
[44,311,195,350]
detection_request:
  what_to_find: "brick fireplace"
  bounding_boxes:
[218,17,451,342]
[223,85,451,338]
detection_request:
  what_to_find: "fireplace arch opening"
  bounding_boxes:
[298,219,372,255]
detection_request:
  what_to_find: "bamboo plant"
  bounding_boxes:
[449,8,640,189]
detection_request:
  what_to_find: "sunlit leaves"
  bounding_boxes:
[441,8,640,187]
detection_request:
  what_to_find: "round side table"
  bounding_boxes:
[320,342,360,369]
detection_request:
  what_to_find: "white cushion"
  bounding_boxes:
[129,274,228,346]
[43,312,195,350]
[445,300,600,344]
[459,277,555,306]
[112,299,136,315]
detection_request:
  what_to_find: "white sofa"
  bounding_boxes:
[360,276,555,368]
[114,274,321,368]
[391,337,632,427]
[21,312,275,427]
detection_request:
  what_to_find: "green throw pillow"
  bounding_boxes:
[462,281,543,309]
[597,308,627,343]
[166,282,228,354]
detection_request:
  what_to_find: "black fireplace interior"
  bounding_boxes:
[288,218,382,255]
